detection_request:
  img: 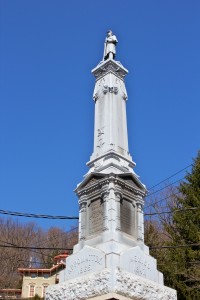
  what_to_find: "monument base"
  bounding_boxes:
[46,268,176,300]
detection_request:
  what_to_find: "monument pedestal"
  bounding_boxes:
[47,241,176,300]
[47,266,176,300]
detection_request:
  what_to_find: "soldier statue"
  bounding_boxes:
[103,30,118,60]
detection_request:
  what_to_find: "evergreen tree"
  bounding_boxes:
[164,151,200,299]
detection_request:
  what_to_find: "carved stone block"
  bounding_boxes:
[46,268,176,300]
[120,246,163,284]
[60,246,105,281]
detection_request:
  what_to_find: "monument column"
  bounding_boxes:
[101,188,109,232]
[46,31,177,300]
[136,197,144,242]
[113,186,122,231]
[78,195,87,241]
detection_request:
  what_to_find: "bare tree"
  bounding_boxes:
[0,218,78,288]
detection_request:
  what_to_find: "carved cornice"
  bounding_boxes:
[87,150,135,169]
[76,174,145,198]
[92,59,128,81]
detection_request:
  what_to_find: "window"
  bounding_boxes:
[29,285,35,297]
[43,285,49,297]
[31,273,37,278]
[43,273,49,278]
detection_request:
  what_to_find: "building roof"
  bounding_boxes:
[18,252,68,275]
[54,253,69,260]
[18,262,65,275]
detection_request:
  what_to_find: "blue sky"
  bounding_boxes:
[0,1,199,230]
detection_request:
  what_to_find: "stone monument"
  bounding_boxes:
[46,31,177,300]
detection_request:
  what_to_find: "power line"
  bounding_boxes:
[0,240,54,259]
[0,244,73,251]
[144,190,181,210]
[17,260,56,266]
[144,207,200,217]
[0,193,187,219]
[157,261,200,266]
[0,209,79,220]
[146,178,184,198]
[148,164,192,191]
[0,242,198,251]
[0,165,192,220]
[1,194,195,220]
[68,226,78,232]
[150,243,200,250]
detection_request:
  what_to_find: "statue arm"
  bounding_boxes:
[106,36,118,44]
[113,35,118,43]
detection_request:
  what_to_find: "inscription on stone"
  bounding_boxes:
[64,246,105,280]
[130,255,151,277]
[89,200,103,235]
[67,254,103,275]
[120,246,159,283]
[121,199,135,236]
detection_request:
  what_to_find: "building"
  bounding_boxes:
[18,253,68,298]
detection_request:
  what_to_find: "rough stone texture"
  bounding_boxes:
[46,269,111,300]
[46,269,176,300]
[115,269,176,300]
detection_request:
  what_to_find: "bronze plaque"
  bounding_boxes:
[121,199,135,236]
[89,200,103,235]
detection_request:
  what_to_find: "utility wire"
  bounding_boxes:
[0,243,198,251]
[146,178,184,198]
[0,165,192,220]
[144,190,181,210]
[17,260,58,266]
[68,226,78,232]
[148,164,192,191]
[150,243,200,250]
[1,195,196,219]
[0,244,73,251]
[0,239,54,259]
[157,261,200,266]
[0,209,79,220]
[144,207,200,217]
[0,193,188,219]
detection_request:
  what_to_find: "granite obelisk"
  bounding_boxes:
[46,31,177,300]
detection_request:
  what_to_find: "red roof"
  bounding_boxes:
[18,263,65,275]
[54,253,69,260]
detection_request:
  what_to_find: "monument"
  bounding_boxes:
[46,32,177,300]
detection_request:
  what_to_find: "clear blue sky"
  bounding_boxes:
[0,1,199,230]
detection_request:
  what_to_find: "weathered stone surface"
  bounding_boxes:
[46,269,111,300]
[60,246,105,281]
[120,199,135,236]
[88,199,103,236]
[46,269,176,300]
[120,246,163,284]
[115,269,175,300]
